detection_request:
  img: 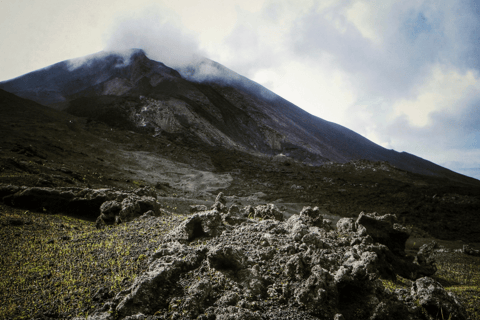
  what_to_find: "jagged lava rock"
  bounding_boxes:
[163,210,228,244]
[252,203,285,221]
[411,277,468,320]
[1,185,162,223]
[76,204,467,320]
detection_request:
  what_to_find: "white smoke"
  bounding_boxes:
[65,48,140,71]
[100,10,253,85]
[103,12,205,70]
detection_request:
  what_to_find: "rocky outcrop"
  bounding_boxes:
[211,192,227,213]
[222,204,248,225]
[78,206,465,320]
[411,277,468,320]
[463,244,480,257]
[0,185,162,222]
[162,210,228,244]
[250,203,285,221]
[299,206,332,230]
[97,194,160,226]
[355,212,409,256]
[190,205,209,214]
[337,211,437,280]
[415,241,438,276]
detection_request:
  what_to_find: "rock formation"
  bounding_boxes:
[0,185,162,223]
[73,197,465,320]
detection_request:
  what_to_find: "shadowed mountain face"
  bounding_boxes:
[0,49,477,185]
[1,52,480,244]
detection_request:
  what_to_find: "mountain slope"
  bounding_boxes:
[0,49,477,185]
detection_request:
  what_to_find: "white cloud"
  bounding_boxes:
[392,65,480,126]
[252,59,356,124]
[103,9,206,69]
[345,0,381,43]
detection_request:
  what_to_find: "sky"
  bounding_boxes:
[1,0,480,180]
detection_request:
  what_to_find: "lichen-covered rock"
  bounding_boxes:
[99,200,122,220]
[414,241,437,276]
[99,195,161,224]
[411,277,468,320]
[222,204,247,225]
[463,244,480,257]
[211,192,228,213]
[165,210,227,243]
[83,205,464,320]
[356,212,409,256]
[252,204,284,221]
[115,242,207,317]
[133,186,157,198]
[190,204,208,213]
[336,218,356,233]
[208,245,247,271]
[118,195,160,222]
[1,185,160,222]
[299,206,330,229]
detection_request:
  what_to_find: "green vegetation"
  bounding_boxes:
[0,204,186,319]
[1,202,479,319]
[435,253,480,319]
[381,252,480,320]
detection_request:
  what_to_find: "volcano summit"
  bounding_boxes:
[1,49,474,181]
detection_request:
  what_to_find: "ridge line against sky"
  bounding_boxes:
[1,0,479,180]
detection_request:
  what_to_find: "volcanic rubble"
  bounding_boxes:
[8,189,460,320]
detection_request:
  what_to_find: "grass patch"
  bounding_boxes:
[381,252,480,320]
[0,204,186,319]
[434,252,480,320]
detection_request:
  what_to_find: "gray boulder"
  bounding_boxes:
[336,217,356,233]
[411,277,468,320]
[222,204,247,225]
[98,195,161,225]
[463,244,480,256]
[299,206,330,229]
[252,204,284,221]
[164,210,227,243]
[116,242,206,317]
[211,192,228,213]
[1,185,159,222]
[190,204,208,213]
[415,241,438,276]
[356,212,409,256]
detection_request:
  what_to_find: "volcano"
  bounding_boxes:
[0,49,474,183]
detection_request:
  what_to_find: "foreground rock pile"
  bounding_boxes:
[76,195,467,320]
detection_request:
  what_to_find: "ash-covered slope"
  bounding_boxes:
[0,49,476,184]
[0,49,182,106]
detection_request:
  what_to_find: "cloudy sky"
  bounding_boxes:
[1,0,479,180]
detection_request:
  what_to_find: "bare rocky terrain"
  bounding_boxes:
[1,50,480,319]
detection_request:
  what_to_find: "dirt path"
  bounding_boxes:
[118,150,232,195]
